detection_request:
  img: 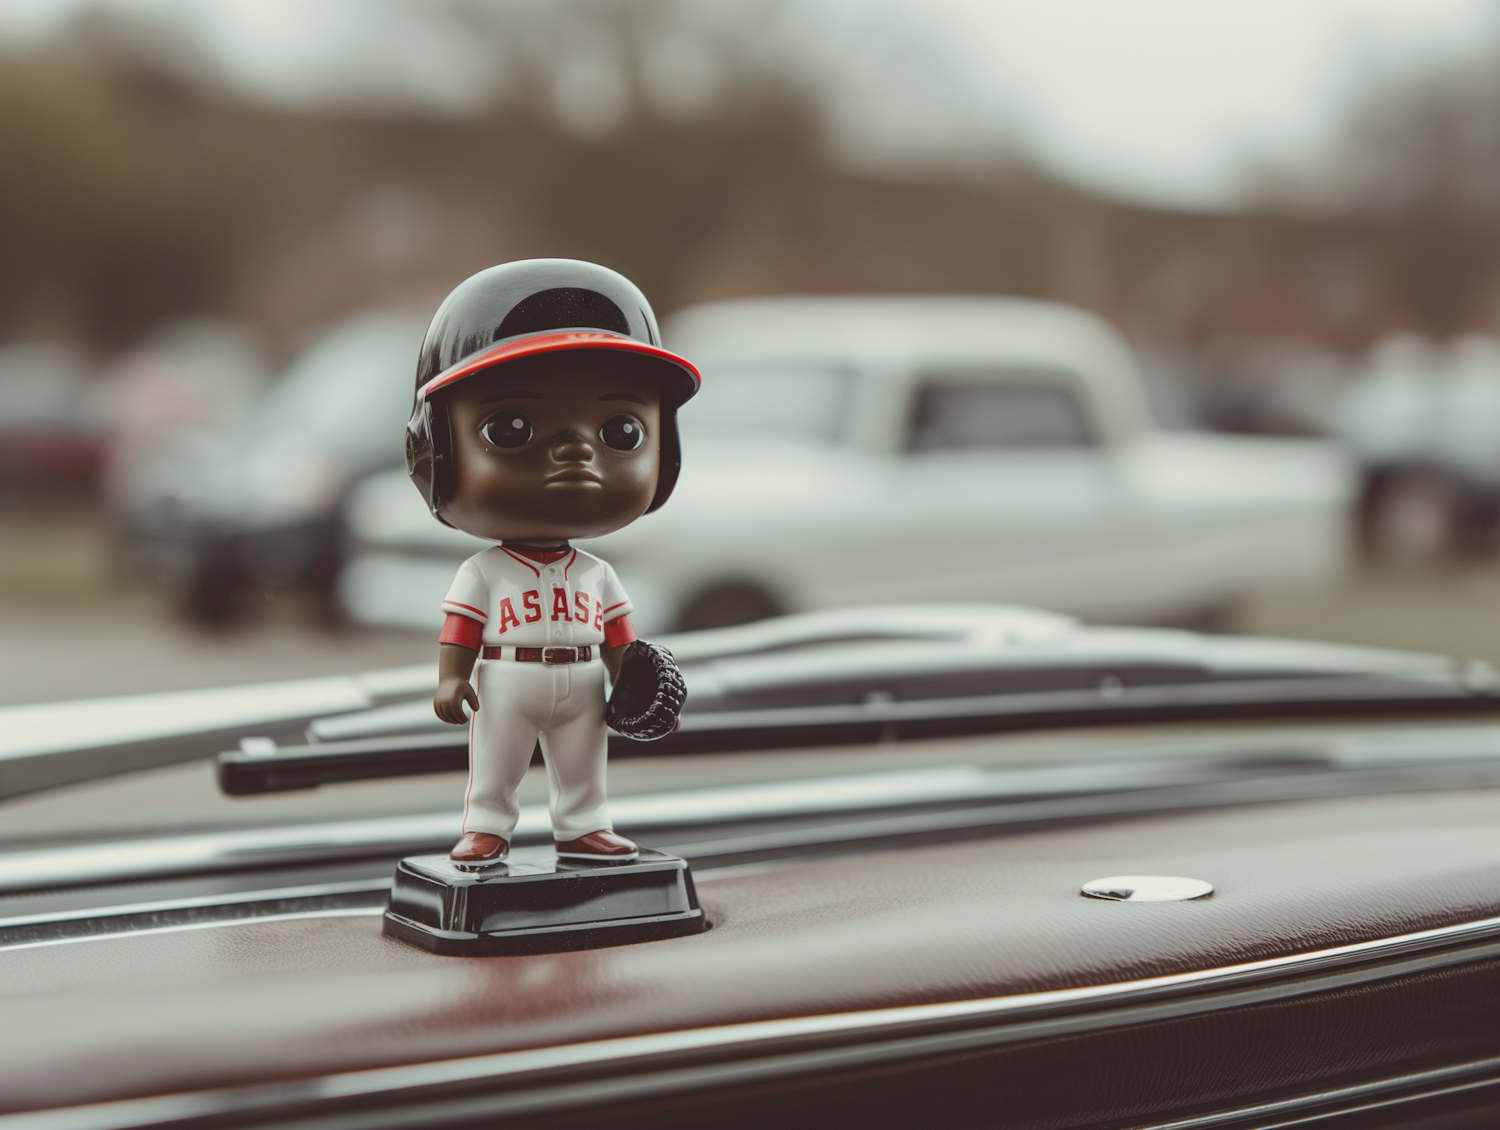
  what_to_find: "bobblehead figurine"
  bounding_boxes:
[405,259,697,870]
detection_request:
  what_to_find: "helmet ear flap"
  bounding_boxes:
[405,397,455,522]
[646,408,682,514]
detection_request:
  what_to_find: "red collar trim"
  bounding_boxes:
[507,547,572,565]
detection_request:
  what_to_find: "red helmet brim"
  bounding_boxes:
[417,331,700,403]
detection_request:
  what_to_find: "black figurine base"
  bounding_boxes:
[383,847,706,957]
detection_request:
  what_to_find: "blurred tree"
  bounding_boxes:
[0,56,153,341]
[1261,39,1500,334]
[0,0,1428,359]
[0,0,1058,352]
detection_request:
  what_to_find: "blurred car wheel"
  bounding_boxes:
[303,532,350,628]
[1361,467,1460,565]
[176,544,253,627]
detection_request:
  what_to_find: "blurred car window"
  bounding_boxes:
[908,372,1096,452]
[678,364,851,444]
[257,314,423,465]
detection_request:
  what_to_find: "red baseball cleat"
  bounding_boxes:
[555,830,639,861]
[450,831,509,868]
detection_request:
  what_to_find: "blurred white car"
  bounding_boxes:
[340,296,1352,633]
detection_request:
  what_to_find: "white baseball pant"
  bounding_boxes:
[462,658,612,842]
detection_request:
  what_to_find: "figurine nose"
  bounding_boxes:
[549,429,595,462]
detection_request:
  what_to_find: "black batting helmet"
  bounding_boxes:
[405,259,700,521]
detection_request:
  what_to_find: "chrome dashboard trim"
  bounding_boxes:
[8,911,1500,1129]
[0,812,456,896]
[0,906,386,954]
[0,879,392,931]
[1134,1056,1500,1129]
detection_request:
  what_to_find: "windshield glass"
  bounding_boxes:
[0,2,1496,857]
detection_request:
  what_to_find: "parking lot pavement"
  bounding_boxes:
[1235,565,1500,667]
[0,604,434,706]
[0,507,438,705]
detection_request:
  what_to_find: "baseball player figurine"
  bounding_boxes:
[405,259,697,870]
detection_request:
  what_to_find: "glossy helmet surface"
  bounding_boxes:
[406,259,701,519]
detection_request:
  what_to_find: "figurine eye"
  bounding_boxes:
[481,413,532,449]
[599,414,645,451]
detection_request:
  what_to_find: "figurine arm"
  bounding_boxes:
[600,613,638,684]
[435,643,480,724]
[602,644,626,684]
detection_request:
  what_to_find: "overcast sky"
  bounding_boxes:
[1,0,1494,209]
[926,0,1498,207]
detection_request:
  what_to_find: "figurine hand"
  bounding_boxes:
[434,676,479,725]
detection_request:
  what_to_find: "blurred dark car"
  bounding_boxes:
[116,311,425,625]
[1336,335,1500,563]
[0,343,106,501]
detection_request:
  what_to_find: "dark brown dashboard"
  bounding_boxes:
[7,787,1500,1127]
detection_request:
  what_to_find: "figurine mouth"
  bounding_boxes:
[545,470,605,488]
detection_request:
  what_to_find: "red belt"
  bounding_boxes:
[482,646,592,663]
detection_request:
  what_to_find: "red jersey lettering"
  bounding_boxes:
[522,589,541,623]
[575,590,592,623]
[593,598,603,630]
[496,597,521,634]
[550,586,569,621]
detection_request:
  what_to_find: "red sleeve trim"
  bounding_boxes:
[440,612,484,650]
[602,599,630,615]
[443,600,488,621]
[602,614,638,649]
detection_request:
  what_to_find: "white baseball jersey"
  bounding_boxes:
[441,546,632,648]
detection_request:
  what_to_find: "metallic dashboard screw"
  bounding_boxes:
[1081,875,1213,902]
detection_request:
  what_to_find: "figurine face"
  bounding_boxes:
[438,361,662,543]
